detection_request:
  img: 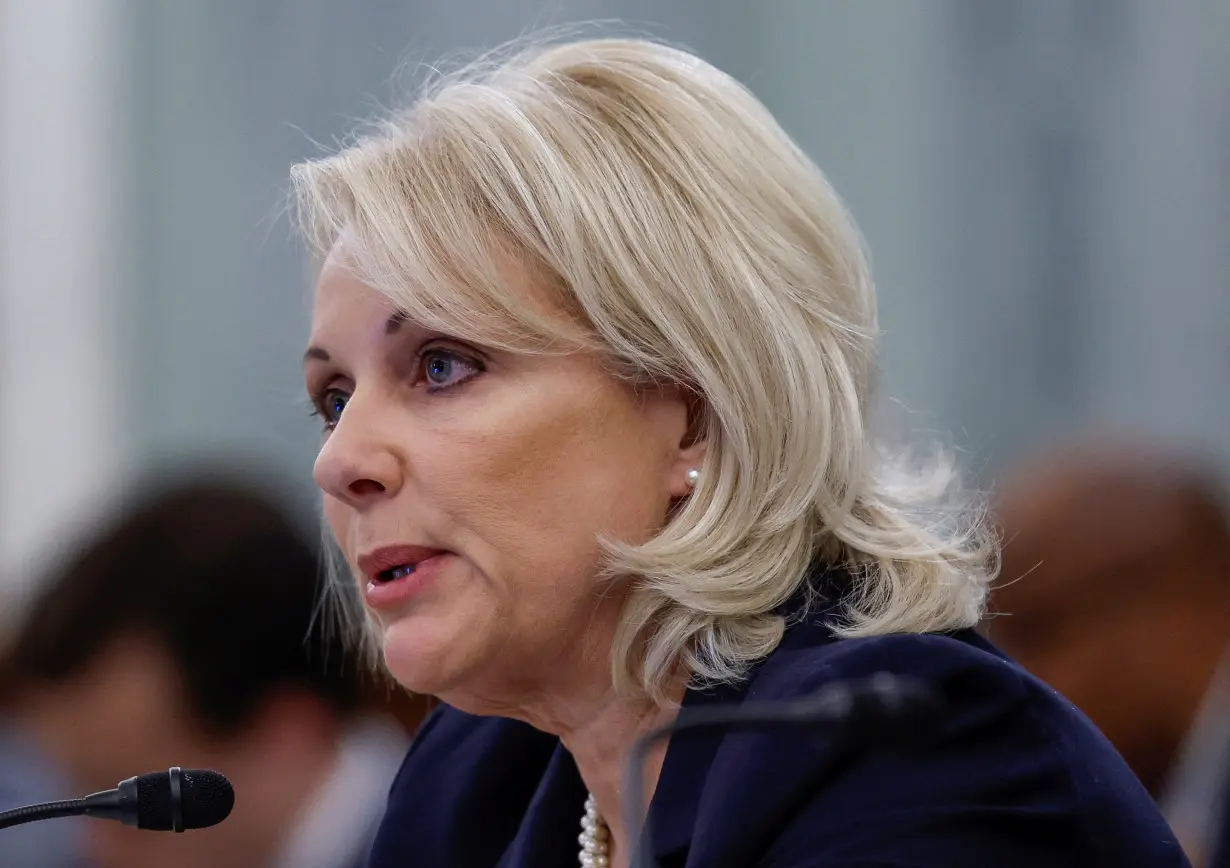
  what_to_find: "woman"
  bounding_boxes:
[294,37,1188,868]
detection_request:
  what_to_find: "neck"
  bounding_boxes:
[466,663,683,864]
[558,685,680,859]
[440,597,686,863]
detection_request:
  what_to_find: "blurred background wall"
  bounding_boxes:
[2,0,1227,613]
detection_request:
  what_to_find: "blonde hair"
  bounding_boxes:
[292,35,998,703]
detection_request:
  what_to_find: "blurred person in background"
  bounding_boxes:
[990,441,1230,868]
[0,477,410,868]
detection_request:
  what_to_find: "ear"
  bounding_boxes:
[666,388,708,499]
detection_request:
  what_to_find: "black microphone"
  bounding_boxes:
[622,672,946,868]
[0,767,234,833]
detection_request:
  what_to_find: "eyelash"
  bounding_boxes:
[308,346,485,430]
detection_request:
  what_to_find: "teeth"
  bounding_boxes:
[387,563,417,580]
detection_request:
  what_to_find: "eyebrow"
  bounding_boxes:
[385,310,407,334]
[302,311,407,365]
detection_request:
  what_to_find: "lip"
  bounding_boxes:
[357,544,448,582]
[356,544,450,612]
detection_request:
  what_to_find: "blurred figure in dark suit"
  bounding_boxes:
[0,477,410,868]
[990,441,1230,867]
[0,712,85,866]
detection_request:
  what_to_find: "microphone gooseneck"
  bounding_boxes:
[0,798,90,830]
[0,767,234,833]
[622,672,946,868]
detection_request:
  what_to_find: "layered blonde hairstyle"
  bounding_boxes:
[293,35,998,703]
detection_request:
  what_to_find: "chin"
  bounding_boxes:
[379,616,481,698]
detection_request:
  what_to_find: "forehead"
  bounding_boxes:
[308,249,400,338]
[307,237,594,355]
[313,244,389,306]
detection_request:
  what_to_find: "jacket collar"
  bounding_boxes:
[646,562,848,863]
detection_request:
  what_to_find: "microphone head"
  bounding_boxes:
[135,768,234,831]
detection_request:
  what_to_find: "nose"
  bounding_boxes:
[313,394,404,508]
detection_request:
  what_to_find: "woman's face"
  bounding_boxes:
[305,248,700,709]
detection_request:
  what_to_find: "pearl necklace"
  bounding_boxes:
[578,792,610,867]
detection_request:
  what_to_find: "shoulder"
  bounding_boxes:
[747,625,1031,704]
[689,628,1188,867]
[366,705,559,868]
[739,626,1049,752]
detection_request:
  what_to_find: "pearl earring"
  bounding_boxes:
[685,468,701,487]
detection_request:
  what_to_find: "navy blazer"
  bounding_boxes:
[367,586,1190,867]
[1211,778,1230,868]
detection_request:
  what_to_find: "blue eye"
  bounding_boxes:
[426,354,454,384]
[313,389,348,429]
[420,349,482,391]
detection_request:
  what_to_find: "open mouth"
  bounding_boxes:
[359,547,447,609]
[358,546,448,599]
[376,563,418,583]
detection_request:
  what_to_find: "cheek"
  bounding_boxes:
[419,381,672,593]
[322,496,353,549]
